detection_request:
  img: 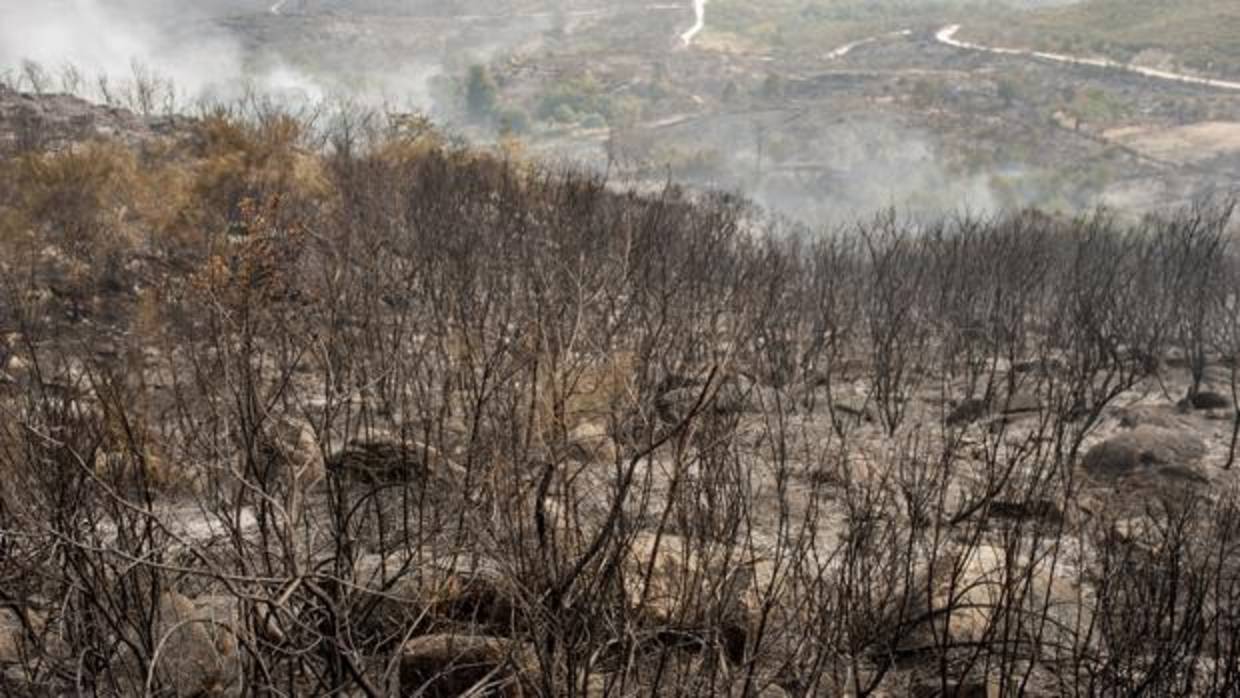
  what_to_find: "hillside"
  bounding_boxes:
[3,91,1240,695]
[703,0,1077,53]
[967,0,1240,78]
[0,83,185,150]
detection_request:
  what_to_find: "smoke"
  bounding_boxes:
[0,0,331,107]
[751,120,1003,225]
[1,0,232,98]
[680,0,707,47]
[610,111,1013,226]
[0,0,551,114]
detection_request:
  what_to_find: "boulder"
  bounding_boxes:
[943,546,1087,647]
[1081,426,1207,481]
[2,353,28,378]
[656,375,754,423]
[947,389,1041,428]
[985,498,1064,527]
[619,533,762,661]
[911,680,999,698]
[142,592,242,696]
[327,438,465,485]
[621,533,746,624]
[583,658,791,697]
[265,417,326,488]
[947,398,989,426]
[0,609,27,665]
[996,389,1042,415]
[399,634,535,697]
[1182,389,1232,411]
[1012,357,1067,376]
[567,420,619,464]
[354,554,522,636]
[834,397,876,424]
[1116,405,1194,431]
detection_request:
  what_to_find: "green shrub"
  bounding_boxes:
[466,64,498,120]
[551,104,579,124]
[497,106,532,135]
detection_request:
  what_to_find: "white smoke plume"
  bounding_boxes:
[680,0,707,47]
[0,0,563,115]
[0,0,329,106]
[0,0,237,99]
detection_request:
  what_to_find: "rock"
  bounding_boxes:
[996,389,1041,415]
[584,657,790,697]
[142,592,241,696]
[947,398,989,426]
[355,554,522,636]
[327,438,465,485]
[874,545,1090,659]
[622,533,705,624]
[1082,426,1207,481]
[834,397,876,423]
[2,353,28,377]
[986,498,1064,527]
[1181,389,1232,411]
[0,609,27,665]
[0,88,168,149]
[1163,349,1193,369]
[1012,357,1066,376]
[657,387,698,422]
[619,533,757,661]
[399,634,535,697]
[656,374,703,395]
[265,417,326,488]
[656,375,754,423]
[911,680,999,698]
[622,533,735,623]
[567,420,618,464]
[1116,405,1194,431]
[928,545,1088,649]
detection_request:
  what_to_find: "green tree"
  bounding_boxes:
[997,78,1020,108]
[466,64,498,120]
[497,106,531,135]
[760,73,784,100]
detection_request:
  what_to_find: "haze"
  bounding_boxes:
[4,0,1239,222]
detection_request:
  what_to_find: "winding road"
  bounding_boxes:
[827,29,912,60]
[935,24,1240,93]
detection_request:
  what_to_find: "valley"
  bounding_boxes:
[198,0,1240,222]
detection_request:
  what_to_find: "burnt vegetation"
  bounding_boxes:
[2,98,1240,697]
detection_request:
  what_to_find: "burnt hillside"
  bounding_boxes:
[2,92,1240,696]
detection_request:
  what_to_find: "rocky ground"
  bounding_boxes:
[2,82,1240,697]
[0,83,186,151]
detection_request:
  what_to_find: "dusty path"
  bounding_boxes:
[826,29,912,60]
[936,24,1240,92]
[681,0,707,46]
